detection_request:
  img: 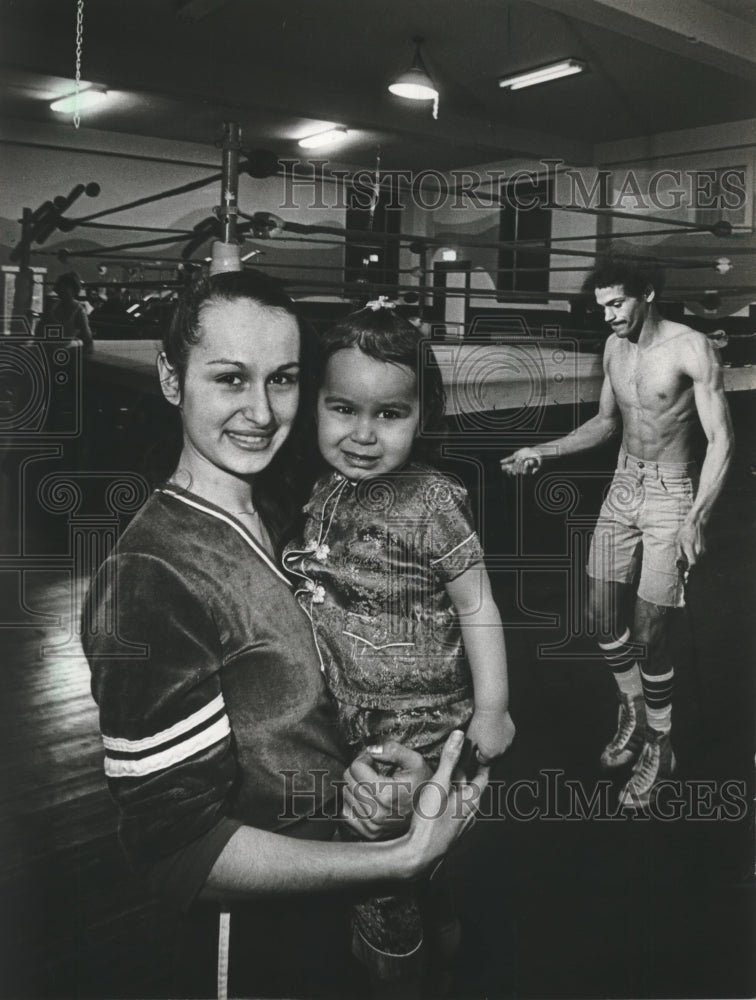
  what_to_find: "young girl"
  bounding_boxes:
[284,299,515,995]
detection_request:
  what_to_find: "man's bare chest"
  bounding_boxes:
[609,347,690,412]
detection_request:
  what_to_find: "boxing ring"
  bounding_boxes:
[85,337,756,413]
[7,117,756,336]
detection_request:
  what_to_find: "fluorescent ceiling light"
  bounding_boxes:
[498,59,586,90]
[298,127,348,149]
[50,87,109,113]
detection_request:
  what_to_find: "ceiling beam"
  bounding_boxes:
[527,0,756,81]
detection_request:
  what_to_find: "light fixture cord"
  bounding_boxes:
[74,0,84,129]
[368,149,381,231]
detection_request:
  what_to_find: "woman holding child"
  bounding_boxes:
[83,271,492,999]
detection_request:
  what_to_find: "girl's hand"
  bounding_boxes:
[341,741,432,840]
[465,708,516,765]
[404,730,488,877]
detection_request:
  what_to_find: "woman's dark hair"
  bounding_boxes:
[158,269,320,545]
[319,303,446,463]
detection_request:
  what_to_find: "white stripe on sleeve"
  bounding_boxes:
[104,715,231,778]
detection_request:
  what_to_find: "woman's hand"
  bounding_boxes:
[341,741,432,840]
[465,708,516,765]
[204,731,486,896]
[404,730,488,878]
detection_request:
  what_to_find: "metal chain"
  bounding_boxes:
[74,0,84,128]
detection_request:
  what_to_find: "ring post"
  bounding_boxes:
[210,121,242,274]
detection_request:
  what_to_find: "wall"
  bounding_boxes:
[593,117,756,319]
[420,156,599,315]
[2,115,754,323]
[402,118,756,323]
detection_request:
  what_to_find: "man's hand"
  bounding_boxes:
[500,447,543,477]
[465,709,516,766]
[676,518,705,569]
[341,741,432,840]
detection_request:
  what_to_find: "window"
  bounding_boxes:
[692,165,748,229]
[498,176,552,297]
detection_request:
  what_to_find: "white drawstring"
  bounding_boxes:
[217,908,231,1000]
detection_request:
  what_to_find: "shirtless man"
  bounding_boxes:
[501,259,733,808]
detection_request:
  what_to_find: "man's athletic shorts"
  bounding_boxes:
[587,447,698,608]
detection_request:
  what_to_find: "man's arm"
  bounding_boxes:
[500,341,621,475]
[75,304,94,352]
[676,335,734,566]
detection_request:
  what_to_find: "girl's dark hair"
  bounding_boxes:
[159,269,321,545]
[319,304,446,463]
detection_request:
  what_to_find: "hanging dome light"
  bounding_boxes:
[388,37,439,117]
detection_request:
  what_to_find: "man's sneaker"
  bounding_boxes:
[618,728,676,811]
[600,693,646,769]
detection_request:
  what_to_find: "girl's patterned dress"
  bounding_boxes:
[285,462,484,979]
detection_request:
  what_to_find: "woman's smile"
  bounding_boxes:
[225,428,275,450]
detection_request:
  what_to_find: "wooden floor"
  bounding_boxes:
[0,394,754,1000]
[0,573,170,998]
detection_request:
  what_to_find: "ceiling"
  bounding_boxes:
[1,0,755,171]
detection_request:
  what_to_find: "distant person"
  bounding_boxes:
[90,286,132,339]
[36,272,93,352]
[83,286,102,315]
[501,257,733,810]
